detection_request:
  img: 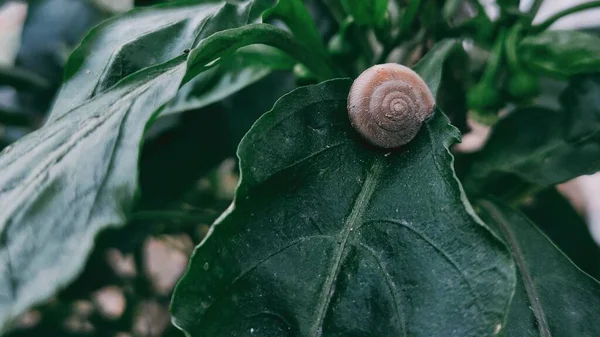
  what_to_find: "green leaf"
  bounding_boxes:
[520,30,600,78]
[0,57,187,330]
[521,188,600,278]
[49,0,276,122]
[0,65,50,92]
[466,75,600,192]
[171,48,514,335]
[140,71,295,209]
[442,0,465,21]
[412,39,460,99]
[265,0,329,62]
[163,45,295,115]
[342,0,388,27]
[0,0,327,329]
[0,105,36,128]
[185,23,332,80]
[478,199,600,337]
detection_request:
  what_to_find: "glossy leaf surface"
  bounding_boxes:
[171,44,514,336]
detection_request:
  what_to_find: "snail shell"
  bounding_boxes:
[347,63,435,148]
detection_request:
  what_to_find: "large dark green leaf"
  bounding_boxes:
[466,74,600,192]
[0,57,187,330]
[478,200,600,337]
[171,44,514,336]
[0,0,331,329]
[520,30,600,78]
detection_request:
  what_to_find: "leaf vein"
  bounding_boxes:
[356,242,406,336]
[363,218,489,325]
[311,158,384,336]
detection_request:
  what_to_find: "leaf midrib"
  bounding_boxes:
[311,157,384,336]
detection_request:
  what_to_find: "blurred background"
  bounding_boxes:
[0,0,599,336]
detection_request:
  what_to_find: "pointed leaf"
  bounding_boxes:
[171,46,514,336]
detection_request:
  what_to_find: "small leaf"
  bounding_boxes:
[466,74,600,191]
[163,45,295,116]
[265,0,329,62]
[412,39,460,99]
[342,0,388,27]
[520,30,600,78]
[171,46,514,336]
[478,199,600,337]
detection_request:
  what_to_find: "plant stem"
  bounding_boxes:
[504,24,522,71]
[528,0,545,19]
[376,0,423,64]
[481,28,507,85]
[323,0,345,22]
[532,0,600,32]
[323,0,374,63]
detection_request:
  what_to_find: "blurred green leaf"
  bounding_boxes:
[171,45,514,336]
[17,0,106,87]
[0,0,331,329]
[414,39,460,99]
[560,74,600,140]
[0,66,50,92]
[442,0,464,21]
[49,0,275,122]
[521,188,600,278]
[466,74,600,192]
[478,199,600,337]
[266,0,329,60]
[342,0,388,27]
[520,30,600,78]
[0,105,36,127]
[139,70,295,209]
[163,45,295,116]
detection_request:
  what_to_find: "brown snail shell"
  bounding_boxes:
[347,63,435,148]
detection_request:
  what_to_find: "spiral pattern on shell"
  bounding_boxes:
[347,63,435,148]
